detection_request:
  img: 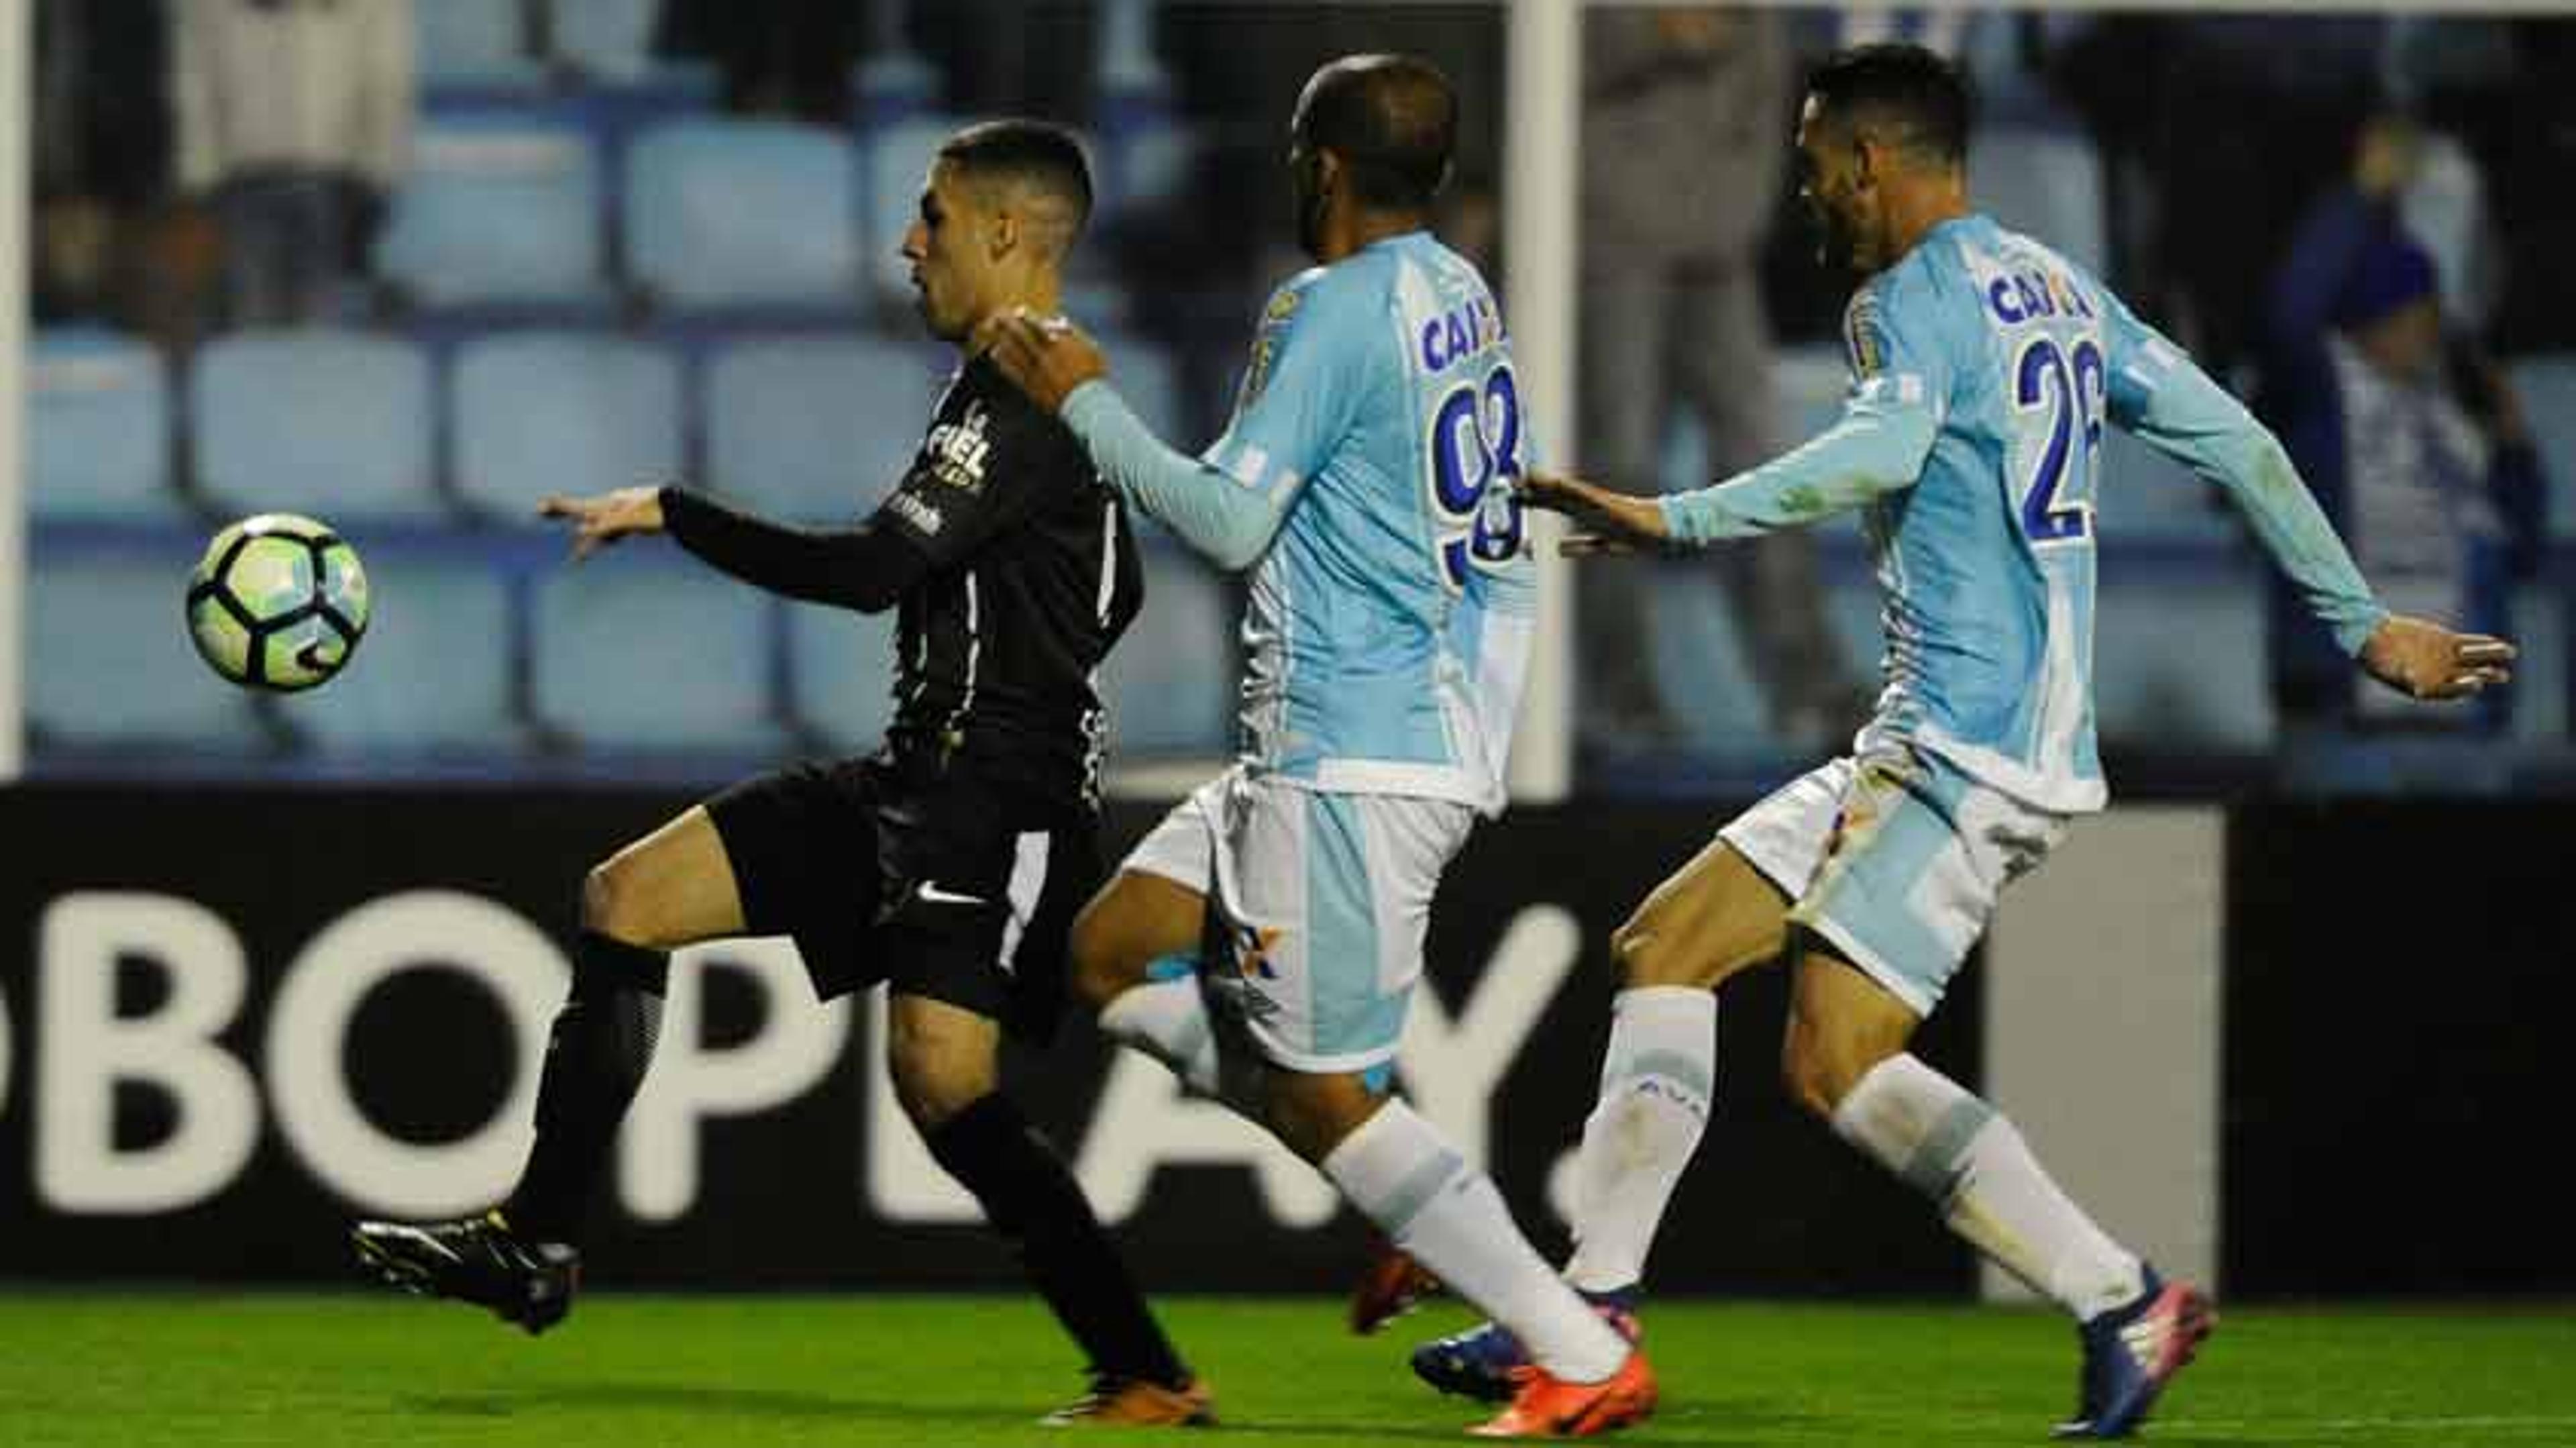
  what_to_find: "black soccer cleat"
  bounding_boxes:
[352,1210,582,1335]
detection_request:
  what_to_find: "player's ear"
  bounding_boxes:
[987,207,1020,262]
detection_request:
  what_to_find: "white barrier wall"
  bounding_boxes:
[1983,807,2226,1299]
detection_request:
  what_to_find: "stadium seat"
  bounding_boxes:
[1970,123,2108,278]
[25,556,269,752]
[1101,547,1236,756]
[376,117,606,307]
[625,119,863,310]
[191,330,441,521]
[416,0,545,93]
[2093,568,2273,752]
[451,332,682,519]
[548,0,661,83]
[785,604,901,752]
[2098,429,2239,546]
[1091,330,1188,440]
[1639,566,1778,753]
[28,327,180,521]
[2506,354,2576,540]
[532,552,786,751]
[702,333,952,523]
[284,553,523,756]
[861,115,961,298]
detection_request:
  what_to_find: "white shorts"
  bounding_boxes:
[1122,766,1475,1072]
[1720,750,2069,1016]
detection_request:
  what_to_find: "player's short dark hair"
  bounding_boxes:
[1807,43,1974,166]
[938,119,1094,236]
[1294,53,1457,210]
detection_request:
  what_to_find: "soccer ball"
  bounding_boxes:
[184,513,371,691]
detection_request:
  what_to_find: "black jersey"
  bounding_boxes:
[878,356,1143,806]
[659,354,1142,811]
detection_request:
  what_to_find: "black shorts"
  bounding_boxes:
[703,750,1100,1038]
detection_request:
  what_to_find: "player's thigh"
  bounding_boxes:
[582,805,748,949]
[884,990,1001,1130]
[1612,836,1794,991]
[1069,776,1228,1006]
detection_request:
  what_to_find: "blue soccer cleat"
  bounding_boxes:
[1411,1286,1642,1404]
[2053,1268,2217,1439]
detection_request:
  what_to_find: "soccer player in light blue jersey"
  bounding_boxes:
[1389,44,2516,1441]
[982,54,1657,1437]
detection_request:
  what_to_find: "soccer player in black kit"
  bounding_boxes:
[350,120,1212,1427]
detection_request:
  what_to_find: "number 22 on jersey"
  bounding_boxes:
[2012,332,2105,547]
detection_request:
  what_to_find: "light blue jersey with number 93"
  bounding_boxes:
[1199,231,1538,815]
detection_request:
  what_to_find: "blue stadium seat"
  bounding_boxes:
[549,0,661,83]
[2098,430,2239,546]
[861,115,960,297]
[1102,547,1236,756]
[786,605,900,752]
[28,328,179,521]
[1970,124,2108,278]
[25,556,268,751]
[191,329,440,521]
[1091,330,1187,440]
[285,554,522,755]
[417,0,545,93]
[377,117,606,307]
[625,119,863,310]
[451,332,682,519]
[703,333,951,523]
[532,552,786,750]
[2093,568,2273,751]
[2506,354,2576,539]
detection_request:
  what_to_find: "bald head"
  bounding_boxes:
[1291,53,1457,210]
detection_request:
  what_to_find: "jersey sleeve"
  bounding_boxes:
[875,369,1073,570]
[2100,288,2387,655]
[1199,270,1377,509]
[1656,274,1941,545]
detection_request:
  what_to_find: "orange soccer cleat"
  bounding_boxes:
[1350,1235,1444,1335]
[1468,1350,1658,1439]
[1041,1374,1218,1428]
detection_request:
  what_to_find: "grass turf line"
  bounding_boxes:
[1,1293,2571,1446]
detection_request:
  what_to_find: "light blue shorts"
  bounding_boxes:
[1720,749,2068,1015]
[1124,766,1474,1071]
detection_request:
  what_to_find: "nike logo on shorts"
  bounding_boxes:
[914,880,991,907]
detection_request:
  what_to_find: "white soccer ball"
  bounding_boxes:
[184,513,371,691]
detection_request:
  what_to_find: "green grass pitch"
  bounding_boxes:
[3,1292,2571,1445]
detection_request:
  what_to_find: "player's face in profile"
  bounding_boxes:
[902,160,989,342]
[1794,97,1869,274]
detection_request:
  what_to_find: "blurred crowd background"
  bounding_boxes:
[23,1,2574,799]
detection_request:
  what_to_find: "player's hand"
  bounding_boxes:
[1515,471,1673,556]
[2358,614,2516,701]
[976,305,1108,414]
[538,485,665,562]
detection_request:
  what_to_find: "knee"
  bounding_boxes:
[579,861,635,941]
[889,1035,995,1131]
[1261,1071,1377,1164]
[1067,898,1152,1011]
[1609,913,1703,991]
[1778,1020,1893,1123]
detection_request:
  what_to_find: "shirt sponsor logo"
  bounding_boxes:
[923,401,995,493]
[886,488,945,536]
[1419,294,1505,373]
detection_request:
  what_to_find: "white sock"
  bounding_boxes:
[1563,986,1717,1293]
[1324,1100,1629,1383]
[1097,970,1221,1097]
[1832,1055,2145,1321]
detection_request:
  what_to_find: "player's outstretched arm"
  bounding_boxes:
[539,486,665,561]
[1515,472,1672,556]
[2357,615,2517,701]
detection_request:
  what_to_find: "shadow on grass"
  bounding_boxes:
[405,1382,1034,1429]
